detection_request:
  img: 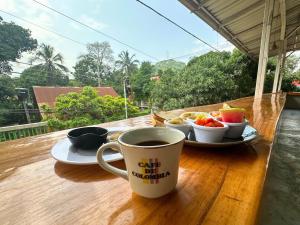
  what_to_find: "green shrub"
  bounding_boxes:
[47,86,142,130]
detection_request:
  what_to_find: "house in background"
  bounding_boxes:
[32,86,118,112]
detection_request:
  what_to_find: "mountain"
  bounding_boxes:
[154,59,185,72]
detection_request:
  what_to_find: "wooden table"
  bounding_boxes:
[0,93,286,225]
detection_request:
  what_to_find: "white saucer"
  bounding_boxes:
[185,125,257,148]
[51,126,131,165]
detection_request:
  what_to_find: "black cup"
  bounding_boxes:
[67,127,108,150]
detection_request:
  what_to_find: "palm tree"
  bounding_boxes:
[115,50,139,77]
[115,51,139,118]
[31,44,68,86]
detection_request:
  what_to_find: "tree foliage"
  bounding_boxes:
[73,55,99,86]
[47,86,140,130]
[19,65,69,89]
[115,50,139,76]
[151,51,258,110]
[227,49,257,97]
[0,17,38,125]
[115,50,139,98]
[0,74,26,125]
[151,52,236,110]
[73,42,114,86]
[105,70,124,95]
[30,44,69,86]
[281,71,300,92]
[151,50,300,111]
[131,61,155,103]
[0,17,37,73]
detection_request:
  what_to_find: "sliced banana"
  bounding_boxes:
[168,117,184,124]
[180,112,197,120]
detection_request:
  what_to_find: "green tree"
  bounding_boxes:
[0,17,37,126]
[73,42,114,86]
[281,70,300,92]
[0,17,37,74]
[0,74,26,125]
[105,69,124,95]
[47,86,140,130]
[151,51,236,110]
[115,50,139,76]
[115,50,139,98]
[226,49,258,97]
[73,55,100,86]
[264,55,300,93]
[131,61,155,103]
[31,44,68,86]
[19,65,69,89]
[55,86,104,120]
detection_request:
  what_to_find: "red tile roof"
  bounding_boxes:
[33,86,118,107]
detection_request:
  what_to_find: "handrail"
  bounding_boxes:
[0,122,48,132]
[0,122,48,142]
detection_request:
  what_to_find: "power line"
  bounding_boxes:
[136,0,220,52]
[32,0,159,61]
[0,9,86,47]
[13,61,33,66]
[11,71,22,74]
[164,41,234,61]
[166,48,210,61]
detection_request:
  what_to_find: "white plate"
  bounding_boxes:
[51,126,131,165]
[184,125,257,148]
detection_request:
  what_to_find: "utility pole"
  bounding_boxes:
[16,88,31,123]
[22,101,31,123]
[123,76,128,119]
[97,58,101,87]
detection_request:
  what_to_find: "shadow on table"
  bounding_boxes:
[107,189,181,225]
[54,160,126,182]
[181,142,259,166]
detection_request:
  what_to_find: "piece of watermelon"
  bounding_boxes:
[219,108,245,123]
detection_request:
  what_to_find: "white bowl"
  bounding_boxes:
[223,120,247,139]
[164,120,192,138]
[191,122,229,143]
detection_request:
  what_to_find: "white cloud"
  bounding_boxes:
[0,0,16,12]
[79,14,107,30]
[0,0,56,41]
[69,21,81,30]
[0,0,76,74]
[192,33,235,53]
[86,0,105,14]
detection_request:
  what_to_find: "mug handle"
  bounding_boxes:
[96,142,128,180]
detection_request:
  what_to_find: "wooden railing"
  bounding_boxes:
[0,122,48,142]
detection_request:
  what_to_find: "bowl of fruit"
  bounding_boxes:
[164,117,192,138]
[180,112,210,122]
[219,103,247,139]
[190,117,229,143]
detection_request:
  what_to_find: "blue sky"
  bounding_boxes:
[0,0,233,74]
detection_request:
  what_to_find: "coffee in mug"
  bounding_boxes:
[96,127,185,198]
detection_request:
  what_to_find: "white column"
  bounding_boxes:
[254,0,275,99]
[277,43,287,92]
[272,0,286,93]
[272,43,283,93]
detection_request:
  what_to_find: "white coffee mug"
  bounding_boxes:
[96,127,185,198]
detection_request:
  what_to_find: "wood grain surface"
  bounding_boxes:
[0,93,286,225]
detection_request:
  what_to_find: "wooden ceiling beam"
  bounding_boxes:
[232,5,300,39]
[220,1,264,28]
[243,22,299,46]
[285,24,300,40]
